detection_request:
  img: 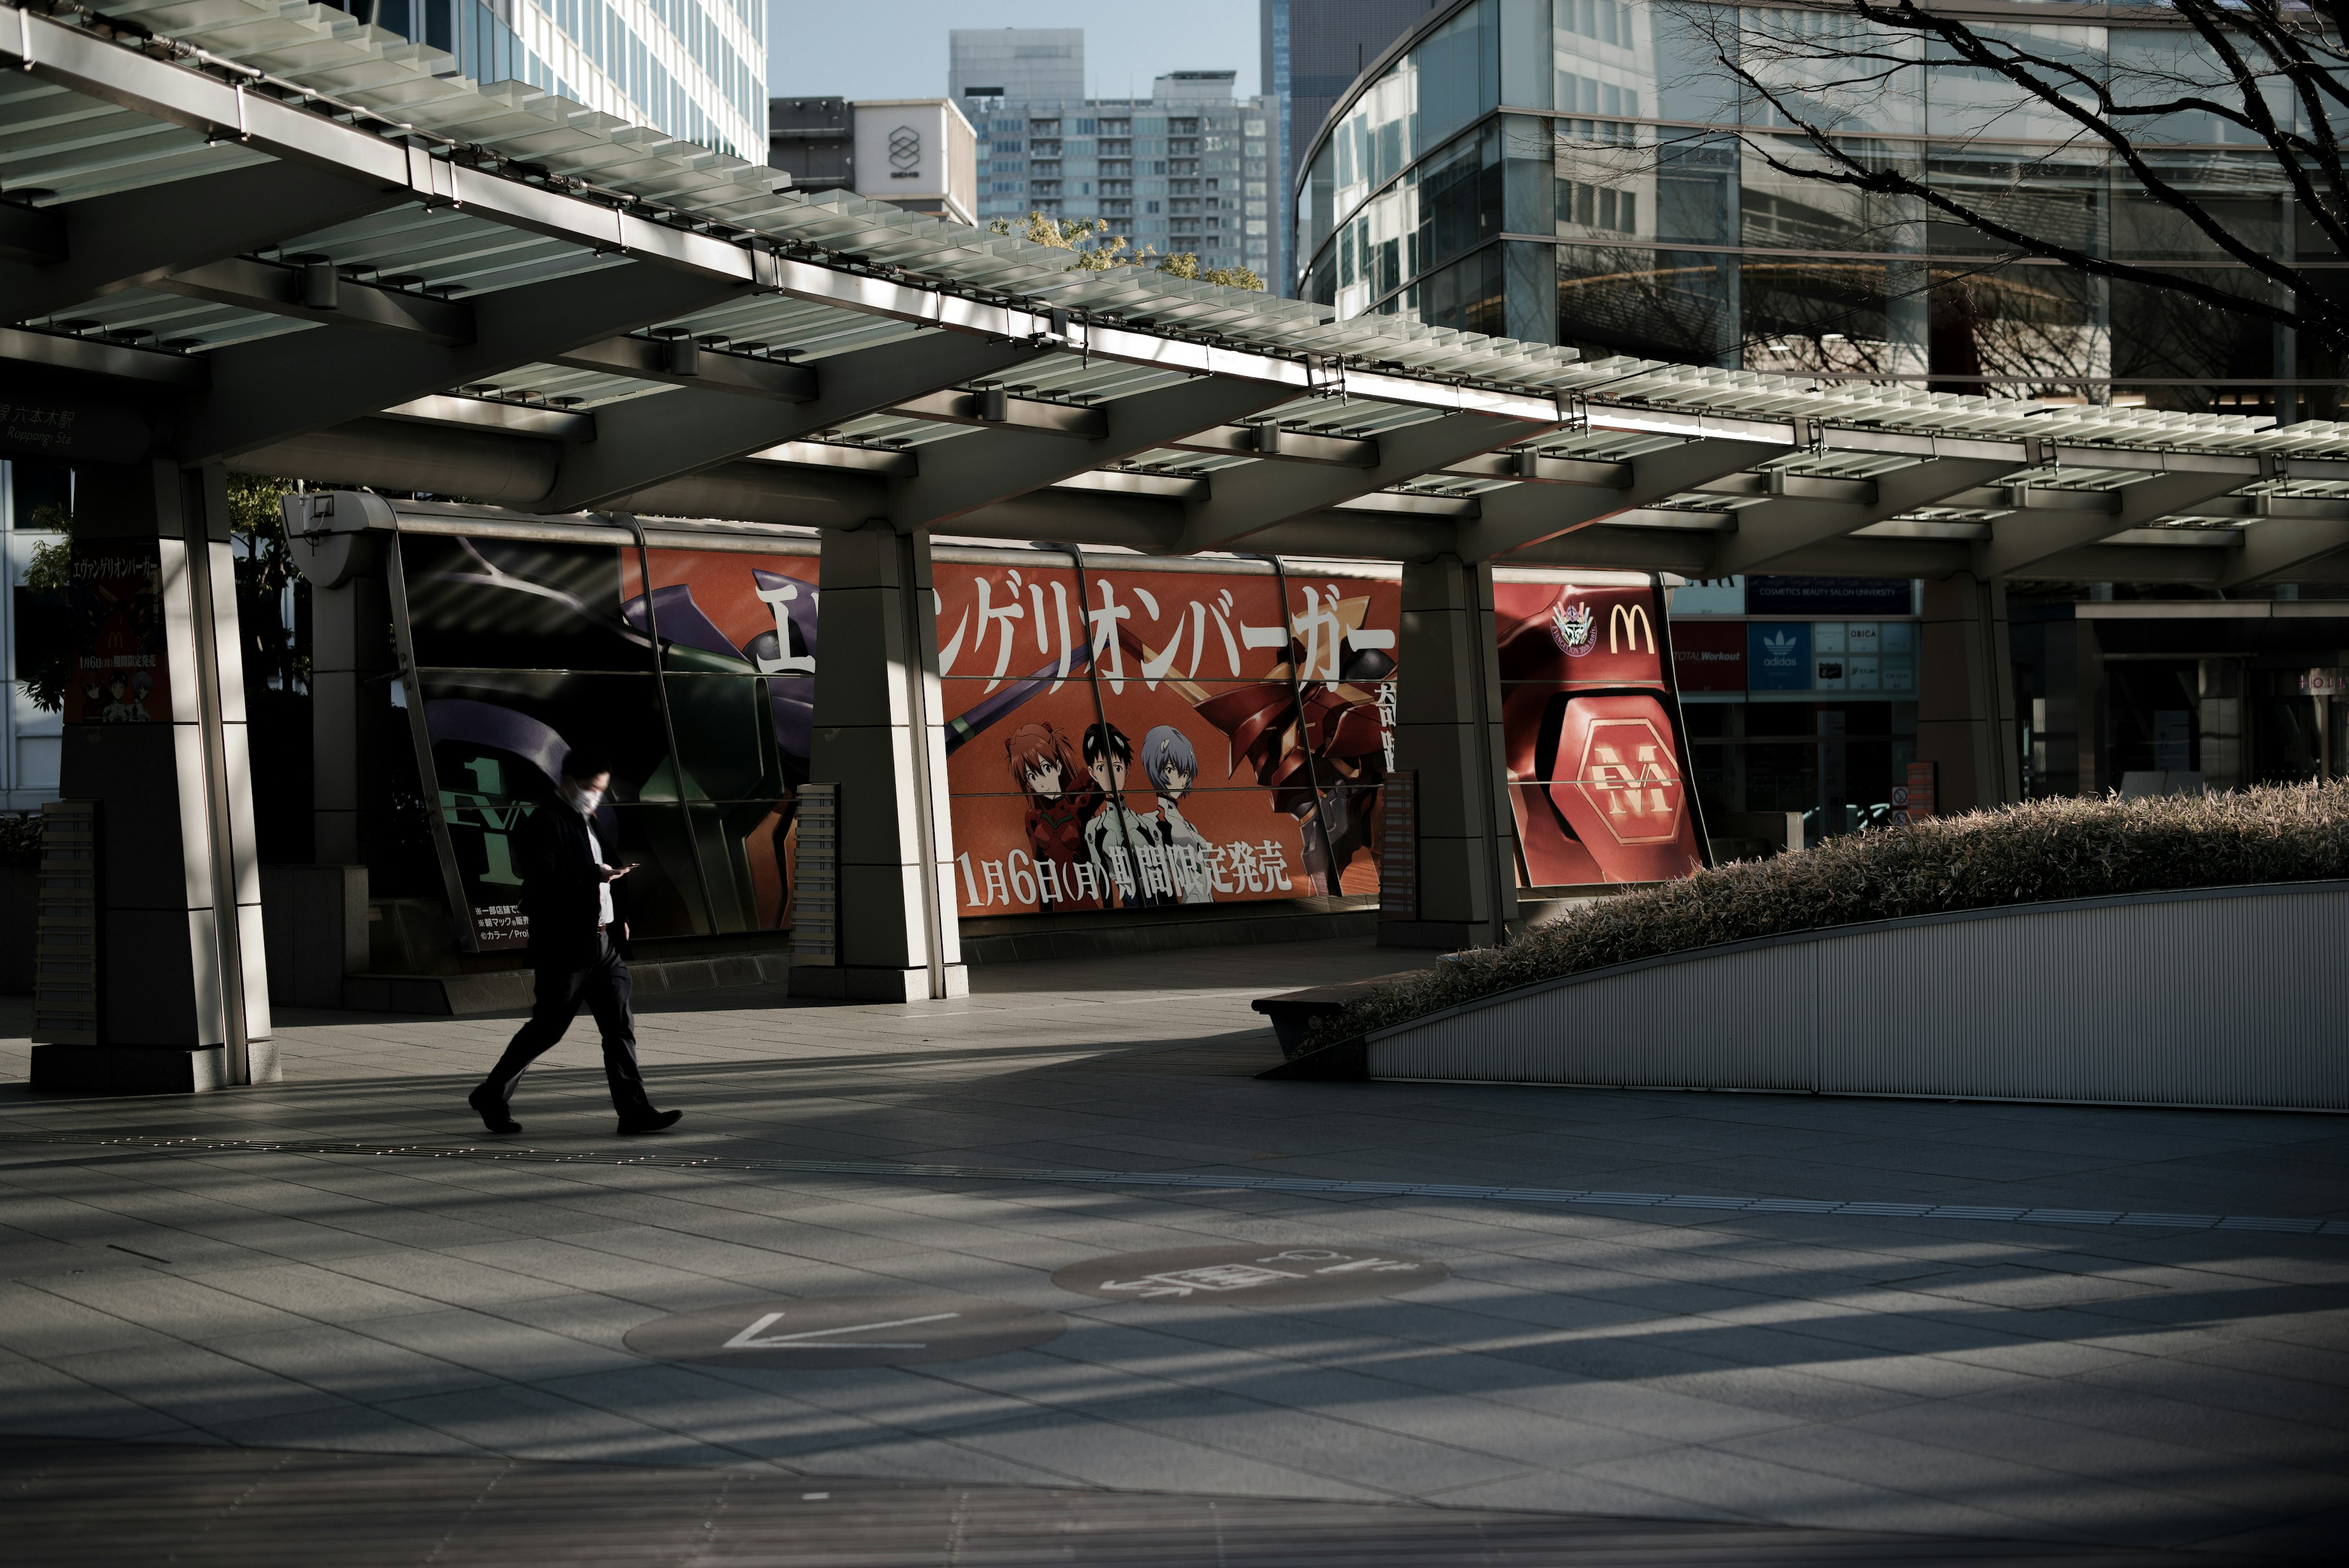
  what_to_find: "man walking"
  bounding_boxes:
[467,749,681,1137]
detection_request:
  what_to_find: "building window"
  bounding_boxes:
[1146,200,1160,214]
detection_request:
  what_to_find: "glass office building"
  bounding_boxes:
[1294,0,2337,421]
[1261,0,1440,295]
[325,0,766,158]
[971,76,1278,285]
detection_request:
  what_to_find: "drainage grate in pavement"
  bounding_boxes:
[13,1136,2348,1238]
[0,1440,2274,1568]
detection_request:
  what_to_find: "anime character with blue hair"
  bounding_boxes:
[1141,724,1214,904]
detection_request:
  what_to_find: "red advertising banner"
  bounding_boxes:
[64,541,169,726]
[394,532,1701,946]
[1494,575,1704,887]
[935,554,1399,916]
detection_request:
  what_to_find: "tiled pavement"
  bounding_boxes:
[1,938,2344,1561]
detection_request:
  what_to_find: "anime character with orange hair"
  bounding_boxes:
[1006,722,1100,910]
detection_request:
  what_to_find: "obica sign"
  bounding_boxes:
[1051,1245,1447,1306]
[625,1294,1064,1368]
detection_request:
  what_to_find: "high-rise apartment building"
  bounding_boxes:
[968,66,1275,286]
[328,0,766,158]
[949,28,1085,105]
[1261,1,1434,294]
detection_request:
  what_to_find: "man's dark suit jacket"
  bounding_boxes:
[516,803,617,968]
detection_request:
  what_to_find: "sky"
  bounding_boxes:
[768,2,1262,103]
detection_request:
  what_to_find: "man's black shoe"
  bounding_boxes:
[616,1109,683,1135]
[467,1087,521,1135]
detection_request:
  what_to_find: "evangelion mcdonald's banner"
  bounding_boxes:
[389,533,1702,948]
[935,550,1399,916]
[1493,571,1706,886]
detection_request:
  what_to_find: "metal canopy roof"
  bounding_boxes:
[9,0,2349,585]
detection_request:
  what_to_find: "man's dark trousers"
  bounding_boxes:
[476,932,655,1118]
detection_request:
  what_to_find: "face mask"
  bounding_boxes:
[563,783,604,814]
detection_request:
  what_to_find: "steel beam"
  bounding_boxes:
[1053,468,1210,500]
[1163,423,1378,467]
[888,387,1108,436]
[750,440,917,475]
[952,489,1185,552]
[230,417,560,502]
[760,255,1567,424]
[617,461,887,530]
[1973,467,2254,578]
[378,394,594,442]
[0,326,207,387]
[1333,491,1480,518]
[1507,527,1715,574]
[1456,438,1787,560]
[1709,456,2018,575]
[1691,470,1879,505]
[554,336,817,399]
[2191,494,2349,522]
[1940,485,2121,515]
[0,163,411,324]
[536,332,1040,513]
[1439,450,1635,487]
[1174,412,1552,552]
[2219,516,2349,587]
[151,258,475,344]
[1246,515,1458,560]
[174,262,753,464]
[4,9,763,288]
[2020,543,2230,584]
[0,200,64,266]
[889,376,1290,530]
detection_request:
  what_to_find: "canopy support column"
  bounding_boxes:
[1918,572,2022,814]
[1382,555,1518,951]
[792,522,967,1001]
[35,461,272,1091]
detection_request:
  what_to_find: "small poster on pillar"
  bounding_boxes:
[933,553,1400,916]
[1492,571,1705,888]
[62,541,169,726]
[393,533,817,948]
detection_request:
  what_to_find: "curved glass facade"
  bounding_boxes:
[1294,0,2339,418]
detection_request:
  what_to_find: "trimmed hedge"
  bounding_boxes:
[1310,781,2349,1047]
[0,812,39,870]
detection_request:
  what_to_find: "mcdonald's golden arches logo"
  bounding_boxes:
[1608,601,1653,655]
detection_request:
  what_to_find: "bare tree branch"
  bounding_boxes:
[1687,0,2349,360]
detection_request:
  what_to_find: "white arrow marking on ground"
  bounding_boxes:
[723,1310,960,1350]
[1097,1278,1201,1296]
[1310,1257,1419,1274]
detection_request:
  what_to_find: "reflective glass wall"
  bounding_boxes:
[1296,0,2335,417]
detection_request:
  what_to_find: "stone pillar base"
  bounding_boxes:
[789,964,970,1003]
[31,1041,282,1094]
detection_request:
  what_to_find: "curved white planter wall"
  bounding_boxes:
[1364,882,2349,1112]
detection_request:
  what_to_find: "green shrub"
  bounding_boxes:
[0,812,41,869]
[1312,780,2349,1047]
